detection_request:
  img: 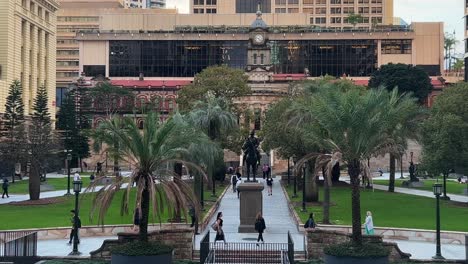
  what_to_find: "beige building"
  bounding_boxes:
[56,0,176,105]
[0,0,58,117]
[190,0,393,27]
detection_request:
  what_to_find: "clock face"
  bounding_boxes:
[254,34,264,44]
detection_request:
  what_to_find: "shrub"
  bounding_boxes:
[110,241,173,256]
[324,242,390,258]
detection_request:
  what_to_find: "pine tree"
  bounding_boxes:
[2,80,26,183]
[28,85,57,200]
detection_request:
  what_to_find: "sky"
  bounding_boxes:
[165,0,464,54]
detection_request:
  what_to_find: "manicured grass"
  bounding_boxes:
[7,178,93,194]
[0,182,228,230]
[373,179,468,195]
[283,184,468,232]
[41,260,109,264]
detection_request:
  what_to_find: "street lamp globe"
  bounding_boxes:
[67,153,72,161]
[73,180,83,193]
[433,183,442,196]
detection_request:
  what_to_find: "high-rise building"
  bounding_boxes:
[465,0,468,81]
[124,0,165,8]
[56,0,175,106]
[190,0,394,28]
[0,0,59,116]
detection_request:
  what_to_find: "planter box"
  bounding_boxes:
[111,253,172,264]
[324,254,388,264]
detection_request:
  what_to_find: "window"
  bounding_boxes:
[303,0,314,4]
[358,7,369,13]
[330,0,341,4]
[260,54,264,64]
[381,40,412,54]
[358,0,369,3]
[330,7,341,14]
[57,50,79,56]
[288,0,299,3]
[38,6,42,18]
[371,17,382,23]
[315,7,326,14]
[254,109,261,130]
[206,8,216,13]
[316,0,326,4]
[57,39,77,44]
[371,0,382,3]
[30,2,35,15]
[343,0,354,3]
[236,0,271,13]
[57,17,99,22]
[343,7,354,13]
[45,11,49,22]
[288,8,299,13]
[57,61,79,66]
[194,8,204,13]
[361,16,369,23]
[57,72,79,78]
[315,17,326,24]
[331,17,342,24]
[22,0,27,8]
[276,0,286,4]
[303,8,314,13]
[371,7,382,14]
[275,8,286,13]
[206,0,216,4]
[253,53,257,64]
[193,0,204,5]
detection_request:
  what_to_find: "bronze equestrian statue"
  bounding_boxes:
[242,130,261,182]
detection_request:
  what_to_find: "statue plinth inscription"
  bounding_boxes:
[238,182,264,233]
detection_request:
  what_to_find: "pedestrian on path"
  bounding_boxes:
[68,210,81,245]
[133,203,141,232]
[266,176,273,195]
[363,211,374,235]
[74,171,81,181]
[189,203,199,234]
[254,212,266,246]
[2,178,9,198]
[304,213,316,230]
[236,174,243,199]
[231,174,238,192]
[262,164,268,179]
[267,165,271,178]
[214,212,226,243]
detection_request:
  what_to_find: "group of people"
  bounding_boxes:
[230,164,274,197]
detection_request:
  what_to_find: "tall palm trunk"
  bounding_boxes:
[29,161,41,200]
[322,166,331,224]
[348,159,362,245]
[305,161,318,202]
[139,179,150,242]
[388,154,396,192]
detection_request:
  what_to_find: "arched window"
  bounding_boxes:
[253,53,257,65]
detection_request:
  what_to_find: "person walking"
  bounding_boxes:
[231,174,238,192]
[68,210,81,245]
[304,213,316,230]
[133,203,141,232]
[2,178,9,198]
[254,212,266,246]
[363,211,374,235]
[262,164,268,179]
[74,171,81,181]
[267,164,271,178]
[189,204,199,234]
[214,212,226,243]
[236,174,243,199]
[266,176,273,196]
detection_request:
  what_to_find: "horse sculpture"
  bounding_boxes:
[242,131,261,182]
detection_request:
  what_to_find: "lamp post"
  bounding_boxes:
[200,174,205,211]
[301,162,307,212]
[65,152,72,196]
[287,157,290,185]
[432,183,444,260]
[292,157,297,198]
[69,180,82,256]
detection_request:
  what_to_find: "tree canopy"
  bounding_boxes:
[177,65,250,112]
[369,63,433,104]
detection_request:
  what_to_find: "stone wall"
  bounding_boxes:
[306,229,411,262]
[90,228,193,260]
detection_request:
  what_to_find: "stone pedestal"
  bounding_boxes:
[238,182,264,233]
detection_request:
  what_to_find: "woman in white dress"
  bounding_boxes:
[363,211,374,235]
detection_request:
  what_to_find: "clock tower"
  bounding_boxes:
[247,9,271,75]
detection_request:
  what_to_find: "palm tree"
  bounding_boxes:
[90,112,215,242]
[187,96,238,196]
[444,33,457,71]
[295,86,418,245]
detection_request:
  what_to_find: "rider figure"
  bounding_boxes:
[242,130,261,181]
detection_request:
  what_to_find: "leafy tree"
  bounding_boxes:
[452,58,464,74]
[421,83,468,197]
[369,63,433,104]
[295,86,419,245]
[177,65,250,112]
[27,85,59,200]
[347,13,363,28]
[1,80,26,183]
[90,112,215,242]
[56,90,90,167]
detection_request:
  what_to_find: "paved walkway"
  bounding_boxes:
[372,184,468,203]
[194,177,306,251]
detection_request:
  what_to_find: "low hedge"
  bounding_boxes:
[324,242,390,258]
[110,241,173,256]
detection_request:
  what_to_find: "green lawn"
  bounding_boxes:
[8,178,93,194]
[283,184,468,232]
[373,179,468,195]
[0,182,228,230]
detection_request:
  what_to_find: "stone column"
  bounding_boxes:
[238,182,264,233]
